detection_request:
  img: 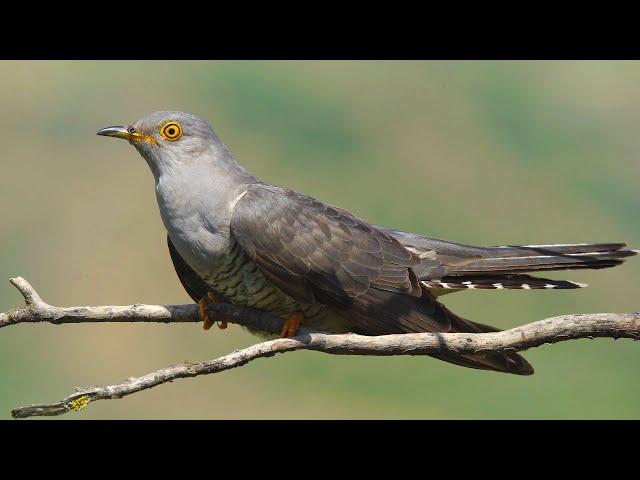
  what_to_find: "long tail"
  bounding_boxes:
[376,231,637,374]
[431,243,637,292]
[447,243,637,274]
[380,228,638,292]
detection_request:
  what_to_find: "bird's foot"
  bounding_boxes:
[198,291,228,330]
[280,311,304,338]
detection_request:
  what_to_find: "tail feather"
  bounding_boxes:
[449,246,637,274]
[488,242,629,256]
[374,231,637,374]
[381,228,637,276]
[422,274,587,291]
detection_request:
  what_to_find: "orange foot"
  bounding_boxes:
[198,291,228,331]
[280,311,304,338]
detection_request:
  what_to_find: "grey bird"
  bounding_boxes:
[98,111,638,376]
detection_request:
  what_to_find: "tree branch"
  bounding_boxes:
[3,277,639,418]
[0,277,200,328]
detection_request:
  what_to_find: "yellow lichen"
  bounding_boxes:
[68,395,90,412]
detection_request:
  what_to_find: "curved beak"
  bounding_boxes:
[97,126,132,140]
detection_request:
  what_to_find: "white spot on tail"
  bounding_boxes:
[544,284,556,289]
[492,283,504,289]
[521,284,531,289]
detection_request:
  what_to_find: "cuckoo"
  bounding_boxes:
[97,111,637,375]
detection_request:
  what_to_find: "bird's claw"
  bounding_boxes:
[199,291,227,330]
[280,311,304,338]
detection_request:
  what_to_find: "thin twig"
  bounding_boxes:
[3,277,639,418]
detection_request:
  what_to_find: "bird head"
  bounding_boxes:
[97,111,219,177]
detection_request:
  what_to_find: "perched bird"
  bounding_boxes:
[98,111,637,375]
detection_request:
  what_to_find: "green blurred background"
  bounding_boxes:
[0,61,638,419]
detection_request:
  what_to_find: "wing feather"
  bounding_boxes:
[230,185,449,333]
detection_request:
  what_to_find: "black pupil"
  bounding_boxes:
[167,128,175,135]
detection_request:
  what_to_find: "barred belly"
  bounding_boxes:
[198,238,348,335]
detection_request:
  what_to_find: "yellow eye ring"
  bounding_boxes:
[160,121,183,141]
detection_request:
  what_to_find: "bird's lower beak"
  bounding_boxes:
[97,126,132,140]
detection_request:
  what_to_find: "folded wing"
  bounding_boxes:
[230,184,451,334]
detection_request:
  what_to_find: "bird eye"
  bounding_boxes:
[127,126,136,134]
[160,121,183,141]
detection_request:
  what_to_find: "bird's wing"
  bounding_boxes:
[167,235,209,303]
[230,184,451,334]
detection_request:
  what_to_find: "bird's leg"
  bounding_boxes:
[199,291,228,330]
[280,311,304,338]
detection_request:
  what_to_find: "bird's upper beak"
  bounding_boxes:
[97,126,132,140]
[97,126,156,144]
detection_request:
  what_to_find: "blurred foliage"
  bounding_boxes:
[0,61,638,419]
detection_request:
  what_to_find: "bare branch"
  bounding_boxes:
[0,277,200,329]
[3,277,639,418]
